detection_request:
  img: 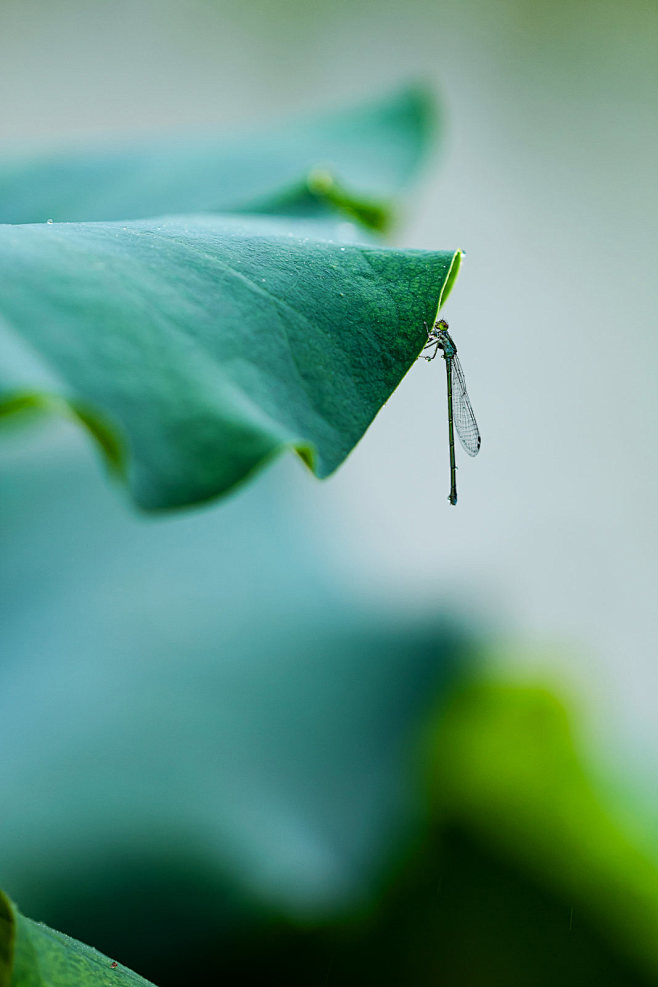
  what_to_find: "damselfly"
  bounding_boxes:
[422,319,481,505]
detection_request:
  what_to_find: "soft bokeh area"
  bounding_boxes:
[1,0,656,984]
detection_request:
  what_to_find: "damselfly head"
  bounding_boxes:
[426,319,447,344]
[422,318,457,361]
[432,320,457,358]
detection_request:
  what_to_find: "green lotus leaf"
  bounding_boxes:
[0,891,155,987]
[0,213,460,509]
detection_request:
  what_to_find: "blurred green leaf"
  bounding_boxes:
[4,432,657,986]
[426,677,658,982]
[0,890,156,987]
[221,678,658,987]
[0,214,459,509]
[0,86,436,230]
[0,431,465,983]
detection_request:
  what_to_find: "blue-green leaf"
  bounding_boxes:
[0,213,460,509]
[0,891,156,987]
[0,87,436,230]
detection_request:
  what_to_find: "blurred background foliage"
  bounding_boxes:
[1,0,657,984]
